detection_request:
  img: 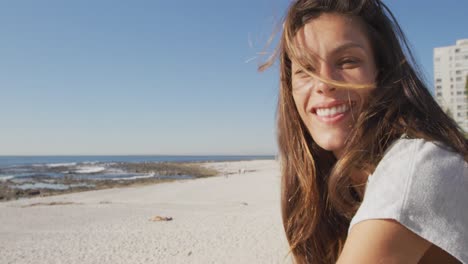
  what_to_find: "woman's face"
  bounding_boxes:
[291,13,378,158]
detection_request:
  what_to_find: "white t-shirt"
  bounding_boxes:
[349,138,468,263]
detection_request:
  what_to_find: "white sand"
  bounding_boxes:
[0,160,292,264]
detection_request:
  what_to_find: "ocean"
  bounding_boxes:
[0,155,275,185]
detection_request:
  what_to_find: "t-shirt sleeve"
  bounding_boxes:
[349,139,468,263]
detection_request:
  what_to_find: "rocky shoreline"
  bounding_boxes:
[0,162,219,201]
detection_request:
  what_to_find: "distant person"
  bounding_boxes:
[260,0,468,263]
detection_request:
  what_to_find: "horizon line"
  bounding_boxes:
[0,153,277,157]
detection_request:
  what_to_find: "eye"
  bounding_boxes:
[338,57,361,69]
[294,66,315,78]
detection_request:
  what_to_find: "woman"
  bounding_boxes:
[260,0,468,263]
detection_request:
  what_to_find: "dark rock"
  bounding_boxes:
[28,190,40,196]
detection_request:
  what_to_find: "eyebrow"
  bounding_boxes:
[332,42,366,55]
[293,42,366,62]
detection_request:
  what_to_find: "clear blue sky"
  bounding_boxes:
[1,0,467,155]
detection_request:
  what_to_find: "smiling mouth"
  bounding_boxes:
[313,101,355,118]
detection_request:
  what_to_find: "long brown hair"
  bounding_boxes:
[260,0,468,263]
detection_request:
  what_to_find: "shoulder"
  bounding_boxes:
[363,138,466,199]
[373,138,465,178]
[351,138,467,227]
[396,138,467,211]
[349,138,468,263]
[372,138,467,216]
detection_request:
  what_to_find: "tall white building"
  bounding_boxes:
[434,39,468,132]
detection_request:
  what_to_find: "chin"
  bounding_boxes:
[312,132,347,155]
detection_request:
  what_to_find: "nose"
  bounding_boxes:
[315,80,336,94]
[314,65,336,94]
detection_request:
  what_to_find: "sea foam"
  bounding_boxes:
[74,166,106,174]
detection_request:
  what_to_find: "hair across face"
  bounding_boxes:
[290,13,378,158]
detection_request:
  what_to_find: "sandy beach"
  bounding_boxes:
[0,160,292,264]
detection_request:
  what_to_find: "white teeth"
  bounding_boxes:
[316,104,350,117]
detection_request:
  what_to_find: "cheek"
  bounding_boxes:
[356,88,373,103]
[363,62,378,83]
[344,68,375,85]
[292,93,307,119]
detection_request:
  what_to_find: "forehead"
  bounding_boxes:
[292,13,372,60]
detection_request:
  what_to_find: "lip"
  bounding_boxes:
[310,100,355,113]
[315,112,347,124]
[310,100,355,124]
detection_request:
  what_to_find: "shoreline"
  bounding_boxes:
[0,159,272,201]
